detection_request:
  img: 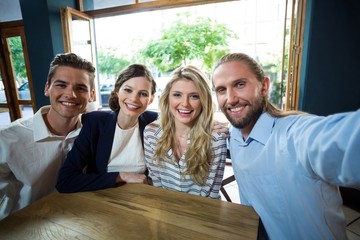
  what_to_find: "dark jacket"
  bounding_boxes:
[56,110,158,193]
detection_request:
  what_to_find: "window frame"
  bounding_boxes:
[80,0,237,18]
[74,0,306,111]
[0,20,36,121]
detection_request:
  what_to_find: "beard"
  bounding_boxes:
[222,94,265,129]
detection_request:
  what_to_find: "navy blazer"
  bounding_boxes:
[56,110,158,193]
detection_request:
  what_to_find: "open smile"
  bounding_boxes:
[60,101,78,106]
[177,109,193,116]
[229,106,245,112]
[226,104,248,115]
[125,103,141,110]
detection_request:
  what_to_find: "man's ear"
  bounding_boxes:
[88,89,95,102]
[260,77,270,96]
[44,82,49,96]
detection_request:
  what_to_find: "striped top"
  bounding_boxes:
[144,121,227,199]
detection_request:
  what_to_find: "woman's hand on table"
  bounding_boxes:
[117,172,148,184]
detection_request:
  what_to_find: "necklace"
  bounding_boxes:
[176,135,187,159]
[117,120,138,130]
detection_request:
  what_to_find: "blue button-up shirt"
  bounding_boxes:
[230,110,360,239]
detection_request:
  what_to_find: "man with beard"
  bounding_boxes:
[0,53,95,220]
[212,52,360,239]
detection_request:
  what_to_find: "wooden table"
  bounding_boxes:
[0,184,259,239]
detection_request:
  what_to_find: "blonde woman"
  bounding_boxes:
[144,65,227,199]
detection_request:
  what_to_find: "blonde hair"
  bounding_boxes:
[155,65,214,185]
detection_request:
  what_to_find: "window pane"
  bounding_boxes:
[71,19,93,62]
[0,77,6,103]
[21,105,33,118]
[8,36,29,100]
[0,72,11,124]
[0,108,11,125]
[94,0,289,110]
[96,0,135,9]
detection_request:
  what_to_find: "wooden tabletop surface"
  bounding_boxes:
[0,184,259,239]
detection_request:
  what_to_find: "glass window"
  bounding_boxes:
[94,0,291,111]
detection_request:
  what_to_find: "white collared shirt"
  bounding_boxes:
[0,106,81,220]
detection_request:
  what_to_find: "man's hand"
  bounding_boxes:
[212,120,229,139]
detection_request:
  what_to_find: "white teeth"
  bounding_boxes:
[127,103,139,108]
[230,107,243,112]
[178,109,191,113]
[62,102,76,106]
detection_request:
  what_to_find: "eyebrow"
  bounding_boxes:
[171,90,199,94]
[232,77,249,83]
[214,77,247,89]
[52,79,67,84]
[170,90,200,95]
[53,79,89,88]
[123,84,133,89]
[124,84,149,92]
[77,83,90,88]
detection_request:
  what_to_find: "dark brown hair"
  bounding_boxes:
[47,53,96,89]
[108,64,157,111]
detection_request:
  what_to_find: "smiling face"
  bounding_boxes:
[212,61,269,137]
[117,76,154,118]
[45,66,94,120]
[169,79,202,128]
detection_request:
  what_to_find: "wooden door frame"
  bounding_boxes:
[61,7,99,102]
[0,20,35,121]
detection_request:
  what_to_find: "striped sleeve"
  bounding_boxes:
[202,132,227,199]
[144,124,227,199]
[144,122,162,187]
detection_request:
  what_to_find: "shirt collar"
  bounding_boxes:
[249,112,275,145]
[231,112,276,146]
[33,106,82,142]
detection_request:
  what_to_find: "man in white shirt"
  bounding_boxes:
[0,53,95,220]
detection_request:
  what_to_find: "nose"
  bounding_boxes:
[129,92,140,102]
[180,96,190,107]
[64,87,76,98]
[226,88,238,105]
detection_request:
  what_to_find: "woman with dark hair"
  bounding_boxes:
[56,64,158,192]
